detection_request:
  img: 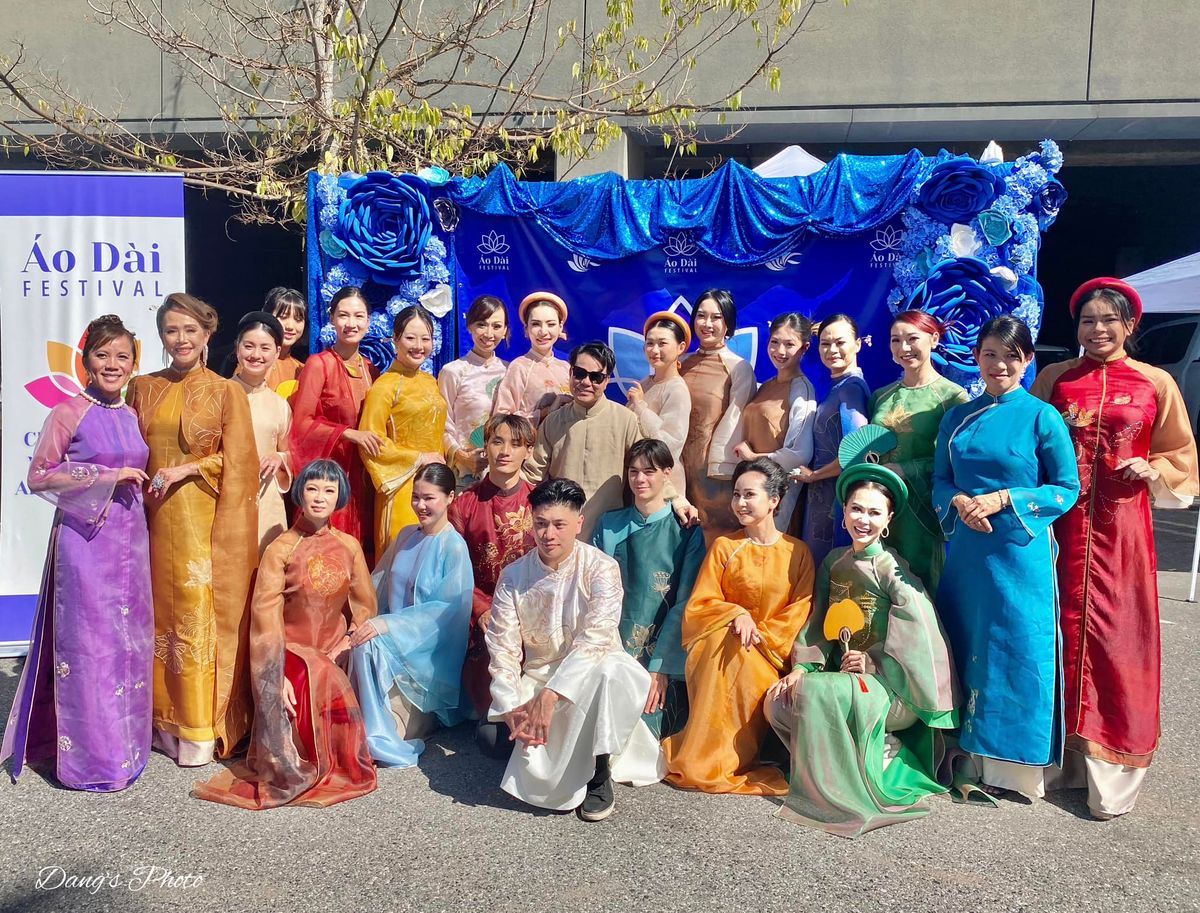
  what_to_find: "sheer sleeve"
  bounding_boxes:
[438,362,466,459]
[754,542,814,671]
[790,551,836,670]
[289,353,347,472]
[243,535,311,804]
[680,538,745,648]
[878,550,958,722]
[345,535,377,628]
[492,359,528,421]
[359,373,422,496]
[26,400,121,537]
[633,378,690,465]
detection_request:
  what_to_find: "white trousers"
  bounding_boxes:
[152,729,215,768]
[1045,750,1148,818]
[500,652,665,811]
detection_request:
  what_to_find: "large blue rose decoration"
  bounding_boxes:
[915,161,1006,225]
[337,172,433,284]
[905,257,1019,378]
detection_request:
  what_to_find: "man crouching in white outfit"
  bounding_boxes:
[484,477,666,821]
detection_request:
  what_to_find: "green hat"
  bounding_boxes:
[838,423,898,469]
[836,462,908,515]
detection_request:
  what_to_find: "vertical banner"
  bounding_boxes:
[0,172,185,653]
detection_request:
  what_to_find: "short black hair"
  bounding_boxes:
[292,459,350,511]
[692,289,737,337]
[976,315,1034,360]
[569,341,616,375]
[625,438,674,474]
[732,457,790,515]
[528,477,586,513]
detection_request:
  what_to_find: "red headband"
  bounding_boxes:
[1069,277,1143,320]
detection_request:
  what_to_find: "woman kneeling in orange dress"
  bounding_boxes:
[663,457,814,795]
[194,459,378,809]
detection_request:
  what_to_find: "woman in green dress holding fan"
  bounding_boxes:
[765,458,959,838]
[868,310,969,590]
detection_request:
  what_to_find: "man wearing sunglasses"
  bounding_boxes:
[522,341,644,539]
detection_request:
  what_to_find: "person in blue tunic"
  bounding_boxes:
[348,463,474,767]
[793,313,870,567]
[591,439,706,739]
[932,315,1080,800]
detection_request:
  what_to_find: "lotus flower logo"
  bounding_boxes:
[567,253,600,273]
[663,233,698,258]
[870,225,905,252]
[766,252,804,272]
[25,331,89,409]
[477,231,510,255]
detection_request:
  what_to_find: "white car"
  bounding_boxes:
[1138,316,1200,432]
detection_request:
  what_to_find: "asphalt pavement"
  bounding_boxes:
[1,511,1198,913]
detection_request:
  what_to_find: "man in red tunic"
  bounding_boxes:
[448,413,537,754]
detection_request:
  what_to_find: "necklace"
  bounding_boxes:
[80,387,124,409]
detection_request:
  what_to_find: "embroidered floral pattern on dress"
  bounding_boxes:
[1061,403,1096,428]
[55,661,70,677]
[118,605,130,616]
[58,736,72,751]
[625,623,656,659]
[306,553,349,596]
[115,683,125,696]
[69,465,92,481]
[877,402,915,433]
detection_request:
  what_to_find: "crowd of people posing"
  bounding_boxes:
[2,278,1196,837]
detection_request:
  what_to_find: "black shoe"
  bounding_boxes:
[578,755,614,822]
[578,776,614,822]
[475,720,514,760]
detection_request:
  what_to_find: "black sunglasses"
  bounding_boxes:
[570,365,609,384]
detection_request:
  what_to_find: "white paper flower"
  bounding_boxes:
[950,223,982,258]
[980,141,1005,164]
[989,266,1019,290]
[419,283,453,318]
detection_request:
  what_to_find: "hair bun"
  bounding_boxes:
[89,314,126,329]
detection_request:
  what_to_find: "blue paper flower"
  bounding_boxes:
[915,161,1006,225]
[1039,139,1064,174]
[1034,179,1068,227]
[319,229,349,260]
[905,257,1020,377]
[425,236,447,261]
[360,328,396,369]
[977,208,1013,246]
[337,172,433,284]
[318,322,337,347]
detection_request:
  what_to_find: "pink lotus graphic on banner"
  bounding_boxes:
[25,331,90,409]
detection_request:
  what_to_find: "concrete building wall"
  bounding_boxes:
[7,1,1199,164]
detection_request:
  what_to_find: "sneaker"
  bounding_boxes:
[578,776,614,822]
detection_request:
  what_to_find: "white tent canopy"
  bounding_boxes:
[753,145,826,179]
[1126,253,1200,601]
[1125,252,1200,314]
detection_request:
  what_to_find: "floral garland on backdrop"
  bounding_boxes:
[888,139,1066,393]
[309,166,455,373]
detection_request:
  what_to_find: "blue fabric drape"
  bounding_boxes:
[448,152,953,264]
